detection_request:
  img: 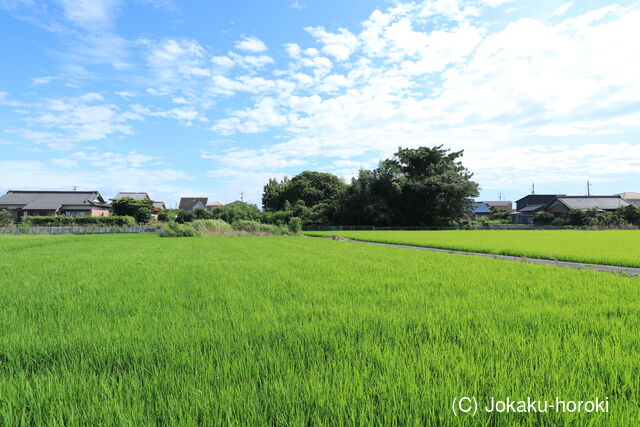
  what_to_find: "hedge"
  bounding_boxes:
[22,216,135,227]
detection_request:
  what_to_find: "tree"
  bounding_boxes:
[192,208,211,220]
[134,207,152,224]
[620,204,640,226]
[489,207,510,221]
[282,171,346,208]
[339,146,478,226]
[112,197,154,223]
[0,209,11,226]
[262,177,289,211]
[176,210,195,223]
[533,212,556,226]
[157,210,170,222]
[211,201,261,223]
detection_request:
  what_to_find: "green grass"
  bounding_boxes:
[1,233,639,425]
[305,230,640,267]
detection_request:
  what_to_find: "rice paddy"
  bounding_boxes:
[1,233,639,425]
[305,229,640,267]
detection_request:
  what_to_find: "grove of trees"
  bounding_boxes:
[261,146,480,227]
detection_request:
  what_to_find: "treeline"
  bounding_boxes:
[261,146,479,226]
[534,205,640,227]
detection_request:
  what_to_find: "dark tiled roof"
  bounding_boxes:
[554,196,629,210]
[0,190,110,209]
[179,197,208,210]
[110,192,150,201]
[519,204,545,213]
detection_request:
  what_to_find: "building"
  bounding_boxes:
[618,192,640,206]
[545,196,629,217]
[179,197,208,211]
[0,190,111,220]
[152,201,166,213]
[472,201,512,220]
[511,194,564,224]
[110,192,151,202]
[205,201,225,212]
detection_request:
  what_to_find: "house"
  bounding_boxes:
[511,194,564,224]
[473,201,513,220]
[179,197,208,211]
[472,202,492,219]
[545,196,629,217]
[0,190,111,220]
[618,192,640,206]
[110,192,151,202]
[205,201,225,212]
[483,201,513,211]
[152,201,166,213]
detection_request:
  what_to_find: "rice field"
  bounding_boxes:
[1,233,639,425]
[305,230,640,267]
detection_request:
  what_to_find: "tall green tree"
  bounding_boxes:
[340,146,478,226]
[112,197,153,224]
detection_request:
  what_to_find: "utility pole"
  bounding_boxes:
[530,182,535,195]
[587,180,592,196]
[72,186,78,191]
[240,191,245,202]
[498,192,503,201]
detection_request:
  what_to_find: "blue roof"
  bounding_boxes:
[473,202,492,214]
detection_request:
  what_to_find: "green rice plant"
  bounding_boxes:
[306,229,640,267]
[0,234,638,425]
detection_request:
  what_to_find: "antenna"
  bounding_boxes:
[240,191,245,202]
[72,186,78,191]
[530,182,535,195]
[587,180,592,197]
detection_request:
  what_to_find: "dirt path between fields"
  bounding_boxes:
[311,236,640,277]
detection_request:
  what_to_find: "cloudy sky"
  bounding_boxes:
[1,0,639,207]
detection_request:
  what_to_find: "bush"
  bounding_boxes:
[160,222,199,237]
[176,210,195,223]
[533,212,556,226]
[288,217,302,234]
[232,220,289,235]
[0,209,12,226]
[135,207,152,224]
[190,219,233,235]
[212,201,261,223]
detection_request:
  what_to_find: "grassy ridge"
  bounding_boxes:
[305,230,640,267]
[0,234,639,425]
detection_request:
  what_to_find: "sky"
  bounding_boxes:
[1,0,639,208]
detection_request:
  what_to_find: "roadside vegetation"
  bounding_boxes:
[159,218,300,237]
[0,234,638,424]
[306,229,640,267]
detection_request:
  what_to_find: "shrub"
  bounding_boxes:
[176,210,195,223]
[288,217,302,234]
[232,220,289,235]
[23,215,135,227]
[0,209,12,226]
[160,222,199,237]
[190,219,233,235]
[157,210,169,222]
[533,212,556,226]
[135,207,152,224]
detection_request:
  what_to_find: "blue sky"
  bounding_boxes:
[1,0,639,207]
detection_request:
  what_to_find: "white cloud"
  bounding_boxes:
[306,26,360,60]
[6,92,143,150]
[32,76,57,85]
[206,3,640,193]
[234,35,268,53]
[552,2,574,16]
[56,0,119,30]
